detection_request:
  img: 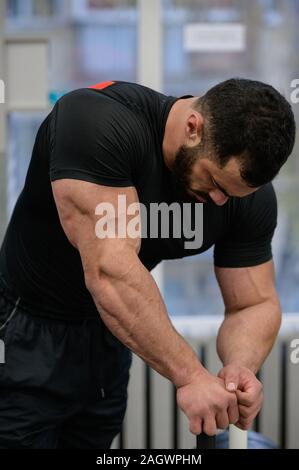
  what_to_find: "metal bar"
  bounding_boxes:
[137,0,162,90]
[229,425,248,449]
[253,412,260,433]
[280,342,287,449]
[172,384,179,449]
[253,370,261,433]
[145,364,152,449]
[195,346,216,449]
[196,434,216,449]
[119,426,124,450]
[199,344,207,368]
[0,0,7,244]
[138,0,162,449]
[173,314,299,342]
[194,347,215,449]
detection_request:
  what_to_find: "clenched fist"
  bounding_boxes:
[218,362,263,430]
[176,370,239,436]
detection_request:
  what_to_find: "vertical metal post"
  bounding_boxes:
[138,3,163,449]
[197,427,248,449]
[229,425,248,449]
[145,364,152,449]
[137,0,164,294]
[280,342,287,449]
[254,370,261,433]
[196,434,216,449]
[172,384,179,449]
[137,0,162,91]
[0,1,7,244]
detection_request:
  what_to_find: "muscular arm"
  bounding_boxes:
[52,179,205,387]
[215,260,281,374]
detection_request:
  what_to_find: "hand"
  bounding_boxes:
[218,362,263,430]
[176,370,239,436]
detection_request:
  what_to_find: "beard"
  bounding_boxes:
[171,143,210,202]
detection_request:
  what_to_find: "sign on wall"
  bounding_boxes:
[183,23,246,52]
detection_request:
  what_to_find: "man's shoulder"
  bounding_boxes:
[247,182,277,211]
[237,182,277,236]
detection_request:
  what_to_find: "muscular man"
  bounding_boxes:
[0,78,295,448]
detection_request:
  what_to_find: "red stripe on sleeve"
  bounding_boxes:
[89,81,115,90]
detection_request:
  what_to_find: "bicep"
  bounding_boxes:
[51,179,141,284]
[215,260,279,314]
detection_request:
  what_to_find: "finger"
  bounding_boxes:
[238,404,253,419]
[239,403,261,422]
[236,389,263,409]
[236,390,253,407]
[218,368,239,392]
[234,416,253,431]
[236,379,263,397]
[216,410,230,430]
[203,414,217,436]
[189,417,203,436]
[227,403,239,424]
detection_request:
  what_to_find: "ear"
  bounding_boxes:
[185,111,204,146]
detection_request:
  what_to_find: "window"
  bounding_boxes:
[162,0,299,315]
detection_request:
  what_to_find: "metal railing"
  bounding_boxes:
[112,313,299,449]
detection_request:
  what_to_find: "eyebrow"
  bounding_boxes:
[211,177,233,198]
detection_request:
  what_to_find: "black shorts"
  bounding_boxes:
[0,275,132,449]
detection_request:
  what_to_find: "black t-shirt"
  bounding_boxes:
[0,81,277,319]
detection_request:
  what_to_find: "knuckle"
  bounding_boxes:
[241,418,252,429]
[216,401,225,412]
[218,420,229,430]
[238,423,246,431]
[189,419,201,435]
[204,424,217,436]
[236,421,249,431]
[231,415,239,424]
[200,405,210,416]
[189,425,197,435]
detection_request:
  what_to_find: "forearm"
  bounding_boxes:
[86,245,205,387]
[216,299,282,374]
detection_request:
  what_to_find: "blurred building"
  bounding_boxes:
[0,0,299,449]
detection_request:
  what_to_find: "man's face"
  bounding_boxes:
[171,144,259,205]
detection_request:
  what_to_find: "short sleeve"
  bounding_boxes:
[49,88,142,187]
[214,183,277,268]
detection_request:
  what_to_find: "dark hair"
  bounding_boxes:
[196,78,296,187]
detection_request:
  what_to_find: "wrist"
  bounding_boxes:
[223,358,259,375]
[174,362,209,388]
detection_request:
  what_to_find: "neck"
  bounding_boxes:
[163,97,198,170]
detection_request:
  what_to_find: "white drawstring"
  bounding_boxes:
[0,297,20,332]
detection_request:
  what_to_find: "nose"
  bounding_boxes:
[208,189,229,206]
